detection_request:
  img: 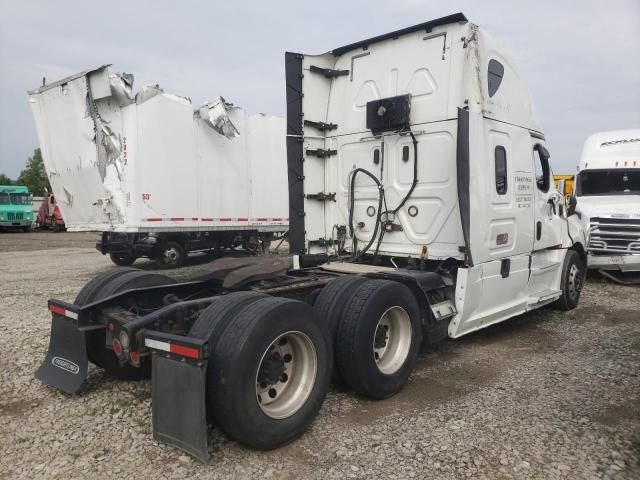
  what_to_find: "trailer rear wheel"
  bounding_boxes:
[209,297,332,449]
[109,253,136,266]
[335,280,421,399]
[551,249,585,311]
[86,270,174,379]
[155,241,186,269]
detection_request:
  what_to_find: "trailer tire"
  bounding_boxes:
[551,249,585,311]
[155,241,186,269]
[86,270,174,379]
[209,297,332,449]
[335,280,421,399]
[109,253,136,266]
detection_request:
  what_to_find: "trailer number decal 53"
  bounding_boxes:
[142,193,151,201]
[51,356,80,375]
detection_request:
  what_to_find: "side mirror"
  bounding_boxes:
[567,195,577,216]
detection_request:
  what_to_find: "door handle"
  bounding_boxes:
[536,221,542,240]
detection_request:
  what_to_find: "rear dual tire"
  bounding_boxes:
[334,280,422,399]
[189,294,332,449]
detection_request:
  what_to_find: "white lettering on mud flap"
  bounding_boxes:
[52,356,80,375]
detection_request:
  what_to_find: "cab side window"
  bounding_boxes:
[494,146,508,194]
[533,145,550,192]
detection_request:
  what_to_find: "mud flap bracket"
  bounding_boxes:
[151,352,209,463]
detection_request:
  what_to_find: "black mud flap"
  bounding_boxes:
[152,353,209,463]
[35,314,88,394]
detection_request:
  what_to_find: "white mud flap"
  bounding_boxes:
[147,332,210,463]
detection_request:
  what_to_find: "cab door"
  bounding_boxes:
[532,141,564,251]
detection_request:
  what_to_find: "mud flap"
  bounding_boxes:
[152,353,209,463]
[35,314,88,394]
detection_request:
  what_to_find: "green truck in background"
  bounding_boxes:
[0,185,33,232]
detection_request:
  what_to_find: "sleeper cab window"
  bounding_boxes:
[494,146,508,195]
[488,59,504,98]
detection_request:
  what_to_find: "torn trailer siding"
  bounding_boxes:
[27,66,288,233]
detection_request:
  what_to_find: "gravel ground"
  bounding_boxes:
[0,233,638,479]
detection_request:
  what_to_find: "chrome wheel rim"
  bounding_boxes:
[373,306,412,375]
[163,247,178,264]
[256,331,317,419]
[568,263,582,300]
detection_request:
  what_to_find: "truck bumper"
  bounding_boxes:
[588,254,640,272]
[96,232,156,256]
[0,220,31,228]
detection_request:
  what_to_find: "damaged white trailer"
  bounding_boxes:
[28,66,288,267]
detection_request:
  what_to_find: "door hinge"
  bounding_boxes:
[306,192,336,202]
[309,65,349,78]
[306,148,337,158]
[304,120,338,132]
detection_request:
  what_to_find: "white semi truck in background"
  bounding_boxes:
[28,67,288,267]
[35,13,587,462]
[575,129,640,281]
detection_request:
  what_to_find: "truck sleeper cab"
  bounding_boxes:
[35,13,587,462]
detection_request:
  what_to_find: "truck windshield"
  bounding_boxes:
[0,193,9,205]
[576,169,640,196]
[9,193,30,205]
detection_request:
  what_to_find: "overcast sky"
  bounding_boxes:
[0,0,638,178]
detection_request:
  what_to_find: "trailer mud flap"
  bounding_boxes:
[152,353,209,463]
[35,314,88,394]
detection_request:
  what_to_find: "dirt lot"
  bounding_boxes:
[0,231,638,479]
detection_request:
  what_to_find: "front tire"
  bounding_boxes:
[551,249,585,311]
[335,280,421,399]
[208,297,332,449]
[109,252,136,266]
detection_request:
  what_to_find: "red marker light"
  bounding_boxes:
[129,351,140,366]
[112,338,122,356]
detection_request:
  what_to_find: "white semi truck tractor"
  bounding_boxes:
[35,13,587,462]
[574,129,640,282]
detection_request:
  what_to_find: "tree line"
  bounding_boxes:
[0,148,51,195]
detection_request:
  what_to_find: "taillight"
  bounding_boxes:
[129,351,140,366]
[112,338,122,356]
